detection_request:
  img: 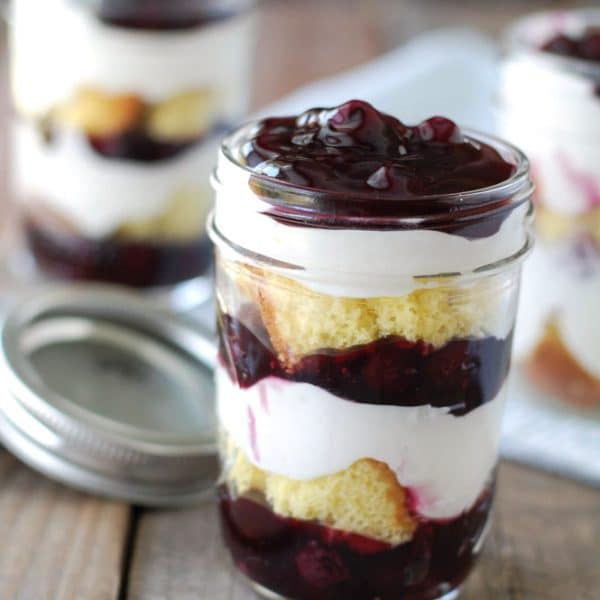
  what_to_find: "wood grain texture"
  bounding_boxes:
[0,451,131,600]
[463,463,600,600]
[127,500,251,600]
[126,463,600,599]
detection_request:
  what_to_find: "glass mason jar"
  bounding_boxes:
[9,0,256,299]
[498,9,600,409]
[210,120,533,599]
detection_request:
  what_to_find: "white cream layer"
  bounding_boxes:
[13,121,219,238]
[11,0,255,118]
[217,365,505,520]
[514,241,600,379]
[213,149,530,298]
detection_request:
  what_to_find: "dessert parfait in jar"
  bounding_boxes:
[10,0,255,299]
[210,100,533,599]
[498,9,600,408]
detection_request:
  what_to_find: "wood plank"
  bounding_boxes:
[0,451,131,600]
[126,462,600,599]
[127,501,246,600]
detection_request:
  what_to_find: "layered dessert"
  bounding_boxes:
[10,0,255,288]
[499,9,600,407]
[210,101,533,599]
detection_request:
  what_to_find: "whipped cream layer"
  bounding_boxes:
[514,241,600,379]
[14,122,218,238]
[11,0,254,117]
[217,365,505,520]
[213,149,531,298]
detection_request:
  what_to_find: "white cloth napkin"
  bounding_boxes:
[253,28,600,488]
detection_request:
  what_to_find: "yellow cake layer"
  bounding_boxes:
[226,446,416,546]
[223,263,500,367]
[53,87,219,141]
[54,87,144,137]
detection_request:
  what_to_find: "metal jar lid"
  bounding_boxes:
[0,285,218,507]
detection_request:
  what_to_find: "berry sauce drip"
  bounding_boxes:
[97,0,234,30]
[218,312,512,416]
[219,485,493,600]
[25,219,212,287]
[541,28,600,62]
[241,100,515,198]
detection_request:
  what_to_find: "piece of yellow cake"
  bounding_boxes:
[227,447,417,546]
[55,87,144,136]
[254,270,484,367]
[146,89,220,141]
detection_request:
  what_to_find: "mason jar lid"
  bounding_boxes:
[0,285,218,507]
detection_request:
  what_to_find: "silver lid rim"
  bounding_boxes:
[0,399,215,507]
[0,286,217,456]
[0,285,219,507]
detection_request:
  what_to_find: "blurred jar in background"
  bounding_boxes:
[498,9,600,409]
[10,0,256,299]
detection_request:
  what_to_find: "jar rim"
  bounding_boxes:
[217,122,533,230]
[504,8,600,81]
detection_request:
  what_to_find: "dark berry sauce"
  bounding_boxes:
[541,28,600,62]
[218,312,512,416]
[87,123,227,163]
[25,219,212,287]
[96,0,237,31]
[220,485,493,600]
[241,100,515,198]
[88,130,201,163]
[236,101,520,238]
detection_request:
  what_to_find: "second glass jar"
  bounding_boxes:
[10,0,256,294]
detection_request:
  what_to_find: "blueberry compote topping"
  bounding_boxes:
[541,28,600,62]
[241,100,515,198]
[220,485,493,600]
[96,0,235,30]
[218,312,511,416]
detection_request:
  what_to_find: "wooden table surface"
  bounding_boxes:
[1,1,599,599]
